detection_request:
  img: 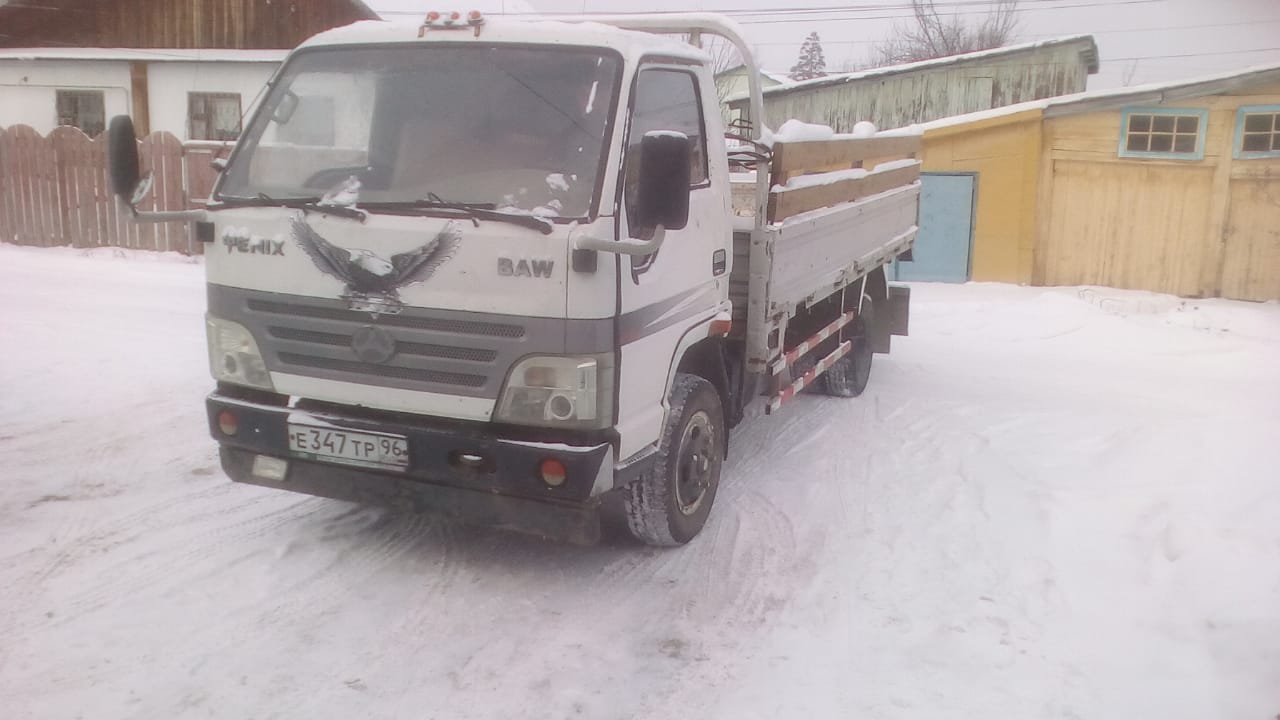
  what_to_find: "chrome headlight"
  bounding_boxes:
[206,315,274,390]
[496,353,613,429]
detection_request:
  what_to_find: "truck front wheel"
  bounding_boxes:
[624,373,725,546]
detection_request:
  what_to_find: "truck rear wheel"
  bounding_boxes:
[820,296,874,398]
[623,373,724,546]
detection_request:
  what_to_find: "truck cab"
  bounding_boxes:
[107,12,915,546]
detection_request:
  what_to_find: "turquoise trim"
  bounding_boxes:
[1233,104,1280,159]
[1117,107,1209,161]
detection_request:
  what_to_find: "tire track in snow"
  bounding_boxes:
[0,487,313,642]
[6,499,463,702]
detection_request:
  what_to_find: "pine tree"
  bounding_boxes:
[789,32,828,81]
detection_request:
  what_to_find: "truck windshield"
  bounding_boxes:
[217,45,621,220]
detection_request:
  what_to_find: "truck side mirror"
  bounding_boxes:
[107,115,149,205]
[634,131,691,232]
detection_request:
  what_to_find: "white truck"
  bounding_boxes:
[107,12,918,546]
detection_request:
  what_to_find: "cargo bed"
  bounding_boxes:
[727,132,922,372]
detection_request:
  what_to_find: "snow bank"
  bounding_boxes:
[2,247,1278,720]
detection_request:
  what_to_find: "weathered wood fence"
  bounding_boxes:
[0,125,228,254]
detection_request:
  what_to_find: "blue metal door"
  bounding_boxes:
[894,173,975,283]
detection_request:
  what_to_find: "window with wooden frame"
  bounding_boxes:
[1118,108,1208,160]
[1234,105,1280,159]
[55,90,105,137]
[188,92,242,141]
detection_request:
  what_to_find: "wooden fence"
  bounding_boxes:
[0,125,229,254]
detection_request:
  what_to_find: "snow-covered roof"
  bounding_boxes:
[302,18,708,65]
[0,47,288,63]
[761,70,794,85]
[877,59,1280,134]
[715,63,793,86]
[726,34,1098,105]
[1042,60,1280,117]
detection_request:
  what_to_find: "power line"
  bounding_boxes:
[1107,47,1280,62]
[733,0,1162,24]
[745,19,1280,46]
[376,0,1160,20]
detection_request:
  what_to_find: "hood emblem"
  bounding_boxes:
[291,214,462,315]
[351,325,397,364]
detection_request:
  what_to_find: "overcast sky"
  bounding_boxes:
[368,0,1280,89]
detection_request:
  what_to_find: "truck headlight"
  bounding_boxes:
[496,353,613,429]
[206,315,274,391]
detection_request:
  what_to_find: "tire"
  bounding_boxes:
[819,296,874,398]
[623,373,725,546]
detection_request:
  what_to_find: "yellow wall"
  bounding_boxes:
[1037,85,1280,300]
[920,110,1042,284]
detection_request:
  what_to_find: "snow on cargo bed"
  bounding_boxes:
[729,120,922,222]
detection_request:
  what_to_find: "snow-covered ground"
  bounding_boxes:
[1,244,1277,720]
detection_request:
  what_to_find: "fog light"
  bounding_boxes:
[547,394,574,421]
[217,410,239,436]
[539,458,567,488]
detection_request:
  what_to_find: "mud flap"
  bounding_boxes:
[870,284,910,354]
[887,284,911,336]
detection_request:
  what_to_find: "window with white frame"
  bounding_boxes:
[1235,106,1280,158]
[55,90,105,137]
[188,92,242,141]
[1119,108,1207,160]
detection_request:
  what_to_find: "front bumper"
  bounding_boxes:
[207,393,613,544]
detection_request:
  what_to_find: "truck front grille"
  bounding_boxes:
[208,284,614,402]
[214,291,532,399]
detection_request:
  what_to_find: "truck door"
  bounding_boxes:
[614,63,730,460]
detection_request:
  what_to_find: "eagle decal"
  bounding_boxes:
[291,214,462,315]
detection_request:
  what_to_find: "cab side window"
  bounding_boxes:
[624,68,708,221]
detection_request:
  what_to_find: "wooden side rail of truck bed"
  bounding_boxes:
[729,131,922,380]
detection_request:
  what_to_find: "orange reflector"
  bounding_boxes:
[710,318,733,336]
[539,458,567,488]
[425,10,440,21]
[217,410,238,436]
[449,10,461,20]
[467,9,483,22]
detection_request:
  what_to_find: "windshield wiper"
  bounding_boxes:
[361,199,553,235]
[216,193,367,222]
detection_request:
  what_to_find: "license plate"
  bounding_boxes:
[287,423,409,472]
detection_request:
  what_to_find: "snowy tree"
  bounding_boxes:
[872,0,1018,66]
[789,32,828,82]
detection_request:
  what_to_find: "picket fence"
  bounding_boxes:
[0,125,228,254]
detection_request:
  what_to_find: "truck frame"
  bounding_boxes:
[107,12,917,546]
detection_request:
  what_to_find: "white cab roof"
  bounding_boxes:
[300,18,708,65]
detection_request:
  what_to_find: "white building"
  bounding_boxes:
[0,47,286,139]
